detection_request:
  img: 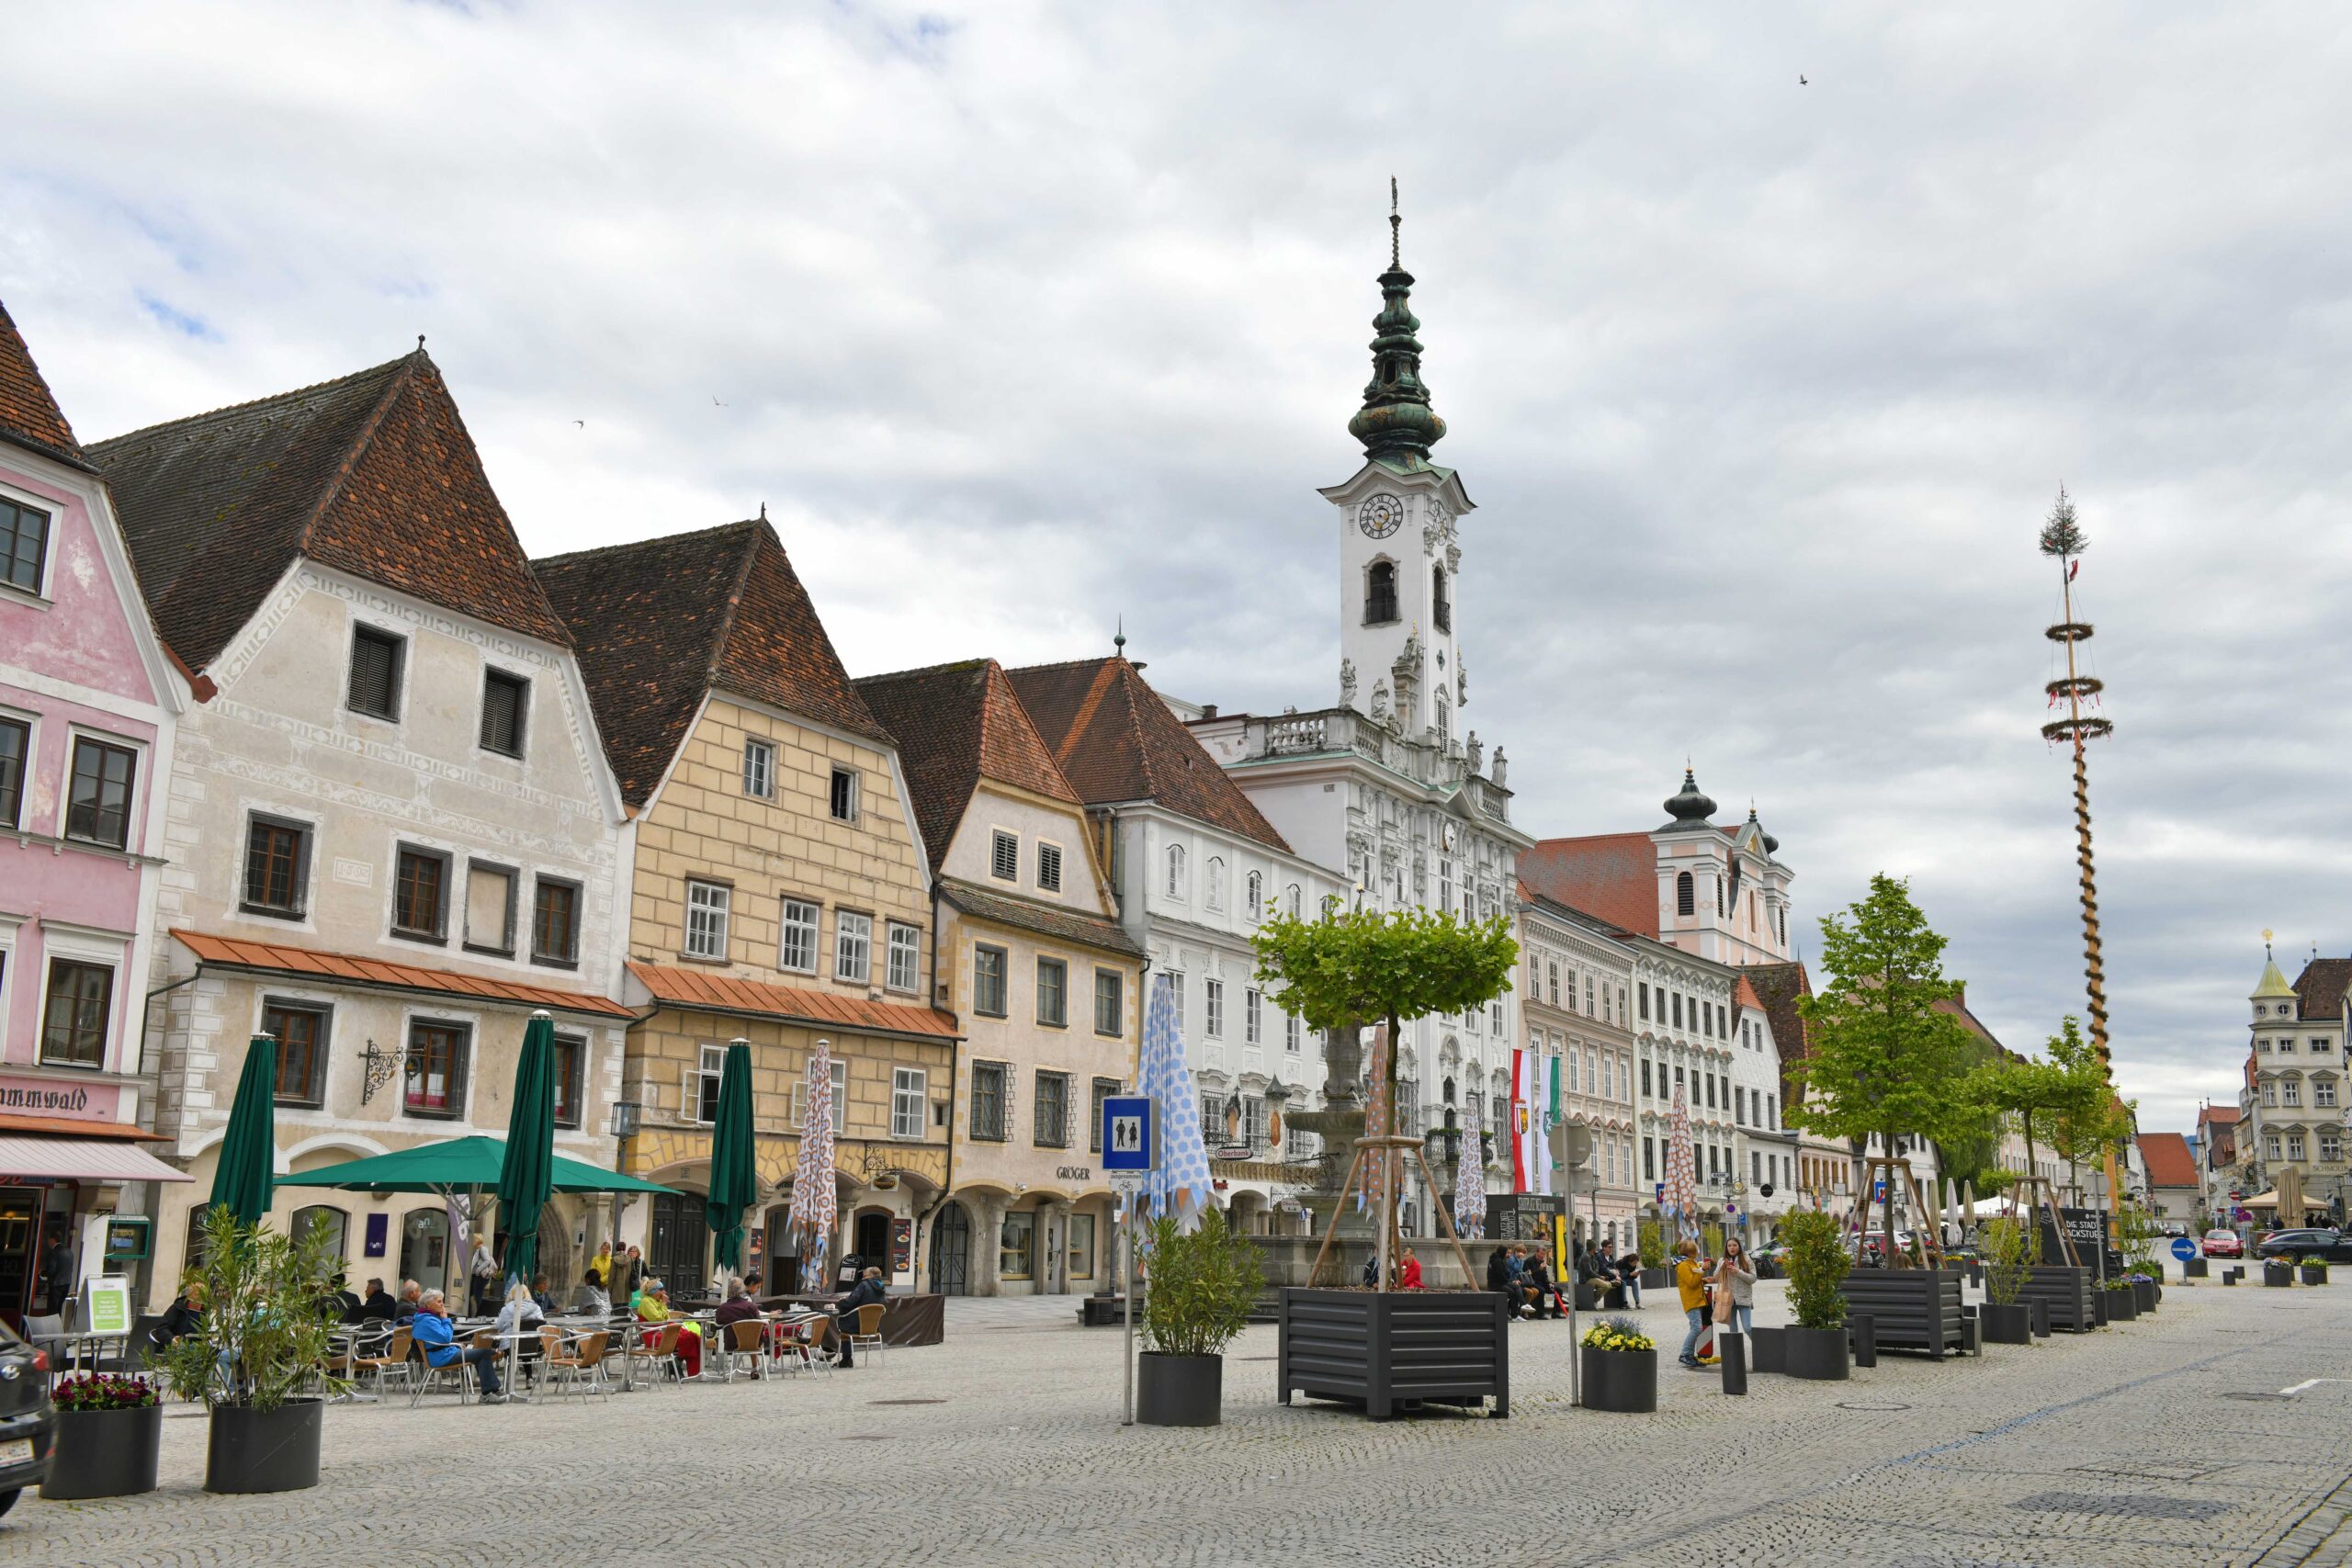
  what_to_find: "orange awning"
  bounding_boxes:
[174,930,633,1018]
[0,1111,165,1142]
[628,962,961,1041]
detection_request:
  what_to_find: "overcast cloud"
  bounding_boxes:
[10,1,2352,1135]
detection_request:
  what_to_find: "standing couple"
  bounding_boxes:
[1673,1237,1756,1370]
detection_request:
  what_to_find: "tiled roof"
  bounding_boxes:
[2293,957,2352,1021]
[1731,974,1764,1013]
[537,520,891,808]
[854,660,1079,873]
[2199,1105,2241,1126]
[1933,987,2005,1050]
[1742,961,1813,1110]
[938,876,1143,958]
[628,962,960,1041]
[1005,657,1291,854]
[2136,1132,2199,1189]
[0,299,91,471]
[172,930,632,1018]
[1519,833,1659,937]
[89,351,570,669]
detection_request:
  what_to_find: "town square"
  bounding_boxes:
[4,5,2352,1565]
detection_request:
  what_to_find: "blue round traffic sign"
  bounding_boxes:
[2170,1236,2198,1262]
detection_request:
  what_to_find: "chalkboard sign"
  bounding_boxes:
[2039,1206,2122,1272]
[1483,1193,1565,1242]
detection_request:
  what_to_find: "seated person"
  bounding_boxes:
[411,1289,502,1397]
[492,1281,548,1379]
[635,1280,702,1377]
[830,1265,888,1370]
[331,1274,364,1323]
[394,1279,424,1322]
[357,1278,398,1321]
[714,1277,764,1326]
[577,1267,611,1319]
[155,1282,207,1347]
[1397,1252,1424,1290]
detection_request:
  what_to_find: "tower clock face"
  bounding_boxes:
[1357,493,1405,539]
[1426,502,1450,533]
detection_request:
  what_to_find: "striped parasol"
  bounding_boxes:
[1139,973,1213,1218]
[1664,1077,1698,1241]
[788,1037,837,1292]
[1360,1024,1392,1213]
[1453,1089,1487,1238]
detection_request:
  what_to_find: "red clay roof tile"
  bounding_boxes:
[627,962,959,1040]
[1519,833,1659,937]
[2136,1132,2199,1189]
[0,299,90,472]
[172,929,632,1018]
[855,659,1079,872]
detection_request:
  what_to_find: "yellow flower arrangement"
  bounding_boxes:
[1580,1316,1654,1353]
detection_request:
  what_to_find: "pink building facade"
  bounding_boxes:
[0,299,190,1325]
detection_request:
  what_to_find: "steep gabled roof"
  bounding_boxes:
[2136,1132,2198,1190]
[1743,960,1813,1111]
[2292,958,2352,1022]
[1006,656,1291,854]
[2199,1105,2241,1127]
[1933,986,2005,1051]
[0,299,91,472]
[536,520,889,808]
[89,350,569,668]
[854,660,1078,873]
[1519,833,1658,938]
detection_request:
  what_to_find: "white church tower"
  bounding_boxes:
[1320,189,1476,750]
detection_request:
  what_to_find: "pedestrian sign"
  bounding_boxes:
[1102,1095,1156,1174]
[2170,1236,2198,1263]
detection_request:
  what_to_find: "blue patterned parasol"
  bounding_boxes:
[1139,973,1212,1217]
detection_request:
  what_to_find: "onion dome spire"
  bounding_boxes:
[1347,178,1446,465]
[1661,766,1717,829]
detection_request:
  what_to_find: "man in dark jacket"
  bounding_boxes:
[831,1266,889,1369]
[357,1279,398,1321]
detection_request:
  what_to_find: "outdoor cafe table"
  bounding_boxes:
[754,1292,945,1348]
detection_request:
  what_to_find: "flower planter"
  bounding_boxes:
[2300,1265,2328,1286]
[1277,1288,1509,1420]
[1137,1352,1224,1427]
[2018,1267,2096,1334]
[1840,1269,1966,1359]
[1979,1303,2031,1345]
[1578,1347,1657,1413]
[206,1399,324,1495]
[2264,1262,2295,1288]
[2131,1280,2157,1314]
[2104,1288,2138,1322]
[1640,1268,1672,1293]
[41,1402,162,1500]
[1748,1325,1786,1373]
[1782,1325,1849,1381]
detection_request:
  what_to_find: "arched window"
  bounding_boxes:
[1364,560,1398,625]
[1166,843,1186,898]
[1285,884,1303,918]
[1245,870,1262,921]
[291,1203,350,1262]
[1716,875,1726,917]
[1436,693,1451,746]
[1431,565,1451,632]
[1204,857,1226,911]
[1676,871,1695,917]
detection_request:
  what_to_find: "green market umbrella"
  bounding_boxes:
[705,1038,757,1275]
[277,1136,675,1196]
[209,1033,279,1226]
[494,1011,559,1287]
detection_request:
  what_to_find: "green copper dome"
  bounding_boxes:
[1348,198,1444,464]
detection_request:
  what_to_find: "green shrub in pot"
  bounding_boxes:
[1981,1217,2032,1308]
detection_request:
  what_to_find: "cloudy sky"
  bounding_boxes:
[11,2,2352,1136]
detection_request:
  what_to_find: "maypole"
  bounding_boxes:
[2038,487,2122,1227]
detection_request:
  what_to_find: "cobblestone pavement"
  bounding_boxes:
[8,1277,2351,1568]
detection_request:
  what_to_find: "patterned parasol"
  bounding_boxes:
[1664,1077,1698,1240]
[1453,1089,1487,1238]
[788,1037,837,1292]
[1360,1023,1392,1213]
[1139,974,1213,1217]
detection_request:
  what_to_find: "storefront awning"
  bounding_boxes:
[0,1134,193,1182]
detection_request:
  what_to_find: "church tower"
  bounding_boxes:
[1321,187,1476,750]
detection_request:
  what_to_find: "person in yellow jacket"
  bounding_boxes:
[1674,1240,1712,1369]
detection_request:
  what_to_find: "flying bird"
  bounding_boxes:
[713,395,728,407]
[1798,74,1808,85]
[571,420,583,428]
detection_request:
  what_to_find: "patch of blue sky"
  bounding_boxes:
[136,289,221,342]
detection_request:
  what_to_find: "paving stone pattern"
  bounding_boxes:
[8,1280,2352,1567]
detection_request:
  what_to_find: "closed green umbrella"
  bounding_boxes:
[209,1033,279,1226]
[495,1011,559,1288]
[706,1038,758,1275]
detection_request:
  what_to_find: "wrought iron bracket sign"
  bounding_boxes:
[357,1036,420,1105]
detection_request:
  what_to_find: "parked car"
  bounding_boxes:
[2201,1229,2243,1258]
[2253,1227,2352,1263]
[0,1318,55,1517]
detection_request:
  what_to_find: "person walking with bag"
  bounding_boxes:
[1713,1236,1757,1338]
[1674,1239,1711,1369]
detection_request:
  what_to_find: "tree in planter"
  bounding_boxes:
[1141,1209,1263,1358]
[154,1206,345,1412]
[1253,905,1518,1288]
[1636,1221,1668,1270]
[1780,1210,1848,1330]
[1791,875,1984,1267]
[1980,1216,2032,1308]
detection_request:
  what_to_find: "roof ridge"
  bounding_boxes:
[535,517,763,569]
[858,656,996,684]
[1008,654,1119,675]
[704,519,767,698]
[88,352,413,450]
[292,354,416,558]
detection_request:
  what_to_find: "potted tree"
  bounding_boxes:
[1781,1211,1850,1380]
[40,1371,163,1500]
[154,1207,343,1493]
[1579,1317,1657,1413]
[1258,905,1520,1422]
[1136,1210,1262,1427]
[1977,1217,2033,1345]
[2300,1256,2330,1286]
[1637,1222,1671,1293]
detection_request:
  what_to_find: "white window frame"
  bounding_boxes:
[684,880,731,960]
[1245,870,1262,922]
[834,909,873,984]
[891,1067,927,1140]
[689,1043,726,1124]
[0,480,62,604]
[1285,1012,1301,1054]
[1245,987,1261,1046]
[829,765,859,823]
[36,926,128,1072]
[885,921,920,994]
[1166,843,1186,899]
[742,738,776,799]
[779,897,820,973]
[1204,978,1224,1039]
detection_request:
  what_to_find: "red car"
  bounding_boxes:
[2201,1229,2243,1258]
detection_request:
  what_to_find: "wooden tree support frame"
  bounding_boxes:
[1303,1134,1478,1292]
[1858,1156,1948,1269]
[2002,1173,2079,1267]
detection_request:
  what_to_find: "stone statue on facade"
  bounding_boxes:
[1370,679,1389,720]
[1340,657,1357,707]
[1490,747,1508,788]
[1464,730,1483,774]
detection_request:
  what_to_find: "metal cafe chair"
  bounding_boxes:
[847,1303,888,1368]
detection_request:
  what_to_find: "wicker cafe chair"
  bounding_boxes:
[625,1322,683,1386]
[716,1319,767,1382]
[410,1329,494,1407]
[541,1328,611,1402]
[767,1314,827,1376]
[849,1303,887,1368]
[353,1326,415,1402]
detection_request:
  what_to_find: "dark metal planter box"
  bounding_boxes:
[2265,1262,2295,1288]
[42,1402,162,1500]
[2301,1265,2329,1286]
[2132,1279,2157,1313]
[2104,1288,2138,1321]
[1749,1325,1786,1373]
[1840,1269,1967,1358]
[1784,1325,1849,1380]
[2184,1258,2208,1278]
[1579,1347,1656,1413]
[2018,1266,2096,1333]
[206,1400,323,1495]
[1641,1267,1673,1292]
[1137,1352,1224,1427]
[1277,1288,1509,1421]
[1979,1302,2031,1345]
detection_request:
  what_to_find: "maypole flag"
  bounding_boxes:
[1511,1048,1540,1194]
[1542,1051,1563,1199]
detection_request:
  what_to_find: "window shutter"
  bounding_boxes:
[679,1061,698,1121]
